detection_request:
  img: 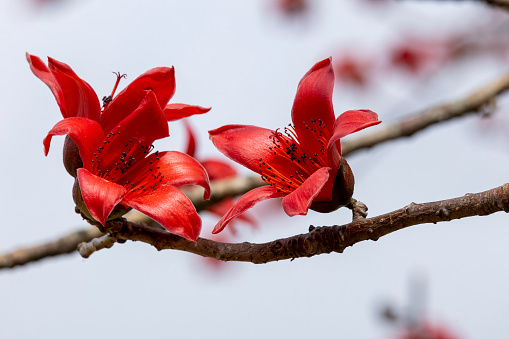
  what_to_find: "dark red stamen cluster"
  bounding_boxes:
[90,131,163,198]
[257,119,330,194]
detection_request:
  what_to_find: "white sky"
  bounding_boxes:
[1,0,509,338]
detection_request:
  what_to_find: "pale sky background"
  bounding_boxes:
[1,1,509,338]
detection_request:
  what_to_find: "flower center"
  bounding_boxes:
[90,131,163,198]
[258,120,330,194]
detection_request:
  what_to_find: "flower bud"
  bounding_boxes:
[63,136,83,177]
[310,156,354,213]
[72,178,131,223]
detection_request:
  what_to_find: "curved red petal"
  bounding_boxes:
[101,67,175,133]
[43,117,104,170]
[327,109,381,157]
[26,53,67,118]
[209,124,308,181]
[163,104,211,122]
[212,185,285,234]
[183,120,197,157]
[291,58,336,154]
[77,168,127,225]
[209,125,280,173]
[282,167,331,216]
[201,159,237,180]
[98,90,169,171]
[123,185,202,242]
[47,57,101,122]
[119,151,211,200]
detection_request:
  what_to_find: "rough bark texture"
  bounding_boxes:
[90,183,509,264]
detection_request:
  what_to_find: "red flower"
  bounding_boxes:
[397,322,461,339]
[209,58,380,233]
[27,54,210,176]
[27,54,209,124]
[43,91,210,242]
[30,55,211,241]
[334,55,372,87]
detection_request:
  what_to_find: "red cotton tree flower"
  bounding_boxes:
[29,54,211,241]
[209,58,381,234]
[26,53,209,176]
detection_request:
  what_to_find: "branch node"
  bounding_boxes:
[347,198,369,221]
[77,234,117,259]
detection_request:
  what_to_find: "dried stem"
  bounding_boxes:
[93,183,509,264]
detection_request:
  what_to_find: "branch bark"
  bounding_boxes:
[94,183,509,264]
[0,228,102,268]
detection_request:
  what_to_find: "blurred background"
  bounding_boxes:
[1,0,509,338]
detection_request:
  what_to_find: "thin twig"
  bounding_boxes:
[77,234,118,258]
[0,176,264,269]
[341,71,509,156]
[0,228,103,269]
[93,183,509,264]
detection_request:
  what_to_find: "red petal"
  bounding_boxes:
[119,151,211,200]
[183,120,197,157]
[77,168,127,225]
[207,198,257,227]
[209,125,282,173]
[46,57,101,121]
[282,167,331,216]
[123,185,202,242]
[212,186,285,234]
[43,117,104,170]
[328,109,381,158]
[101,67,176,133]
[201,159,237,180]
[291,58,335,155]
[209,124,309,181]
[98,90,169,171]
[26,53,66,118]
[207,198,257,236]
[163,104,211,122]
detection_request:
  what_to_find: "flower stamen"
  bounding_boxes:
[102,72,127,108]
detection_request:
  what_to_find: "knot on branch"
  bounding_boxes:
[347,198,368,221]
[78,234,117,258]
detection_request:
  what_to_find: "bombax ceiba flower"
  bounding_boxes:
[44,90,210,242]
[209,58,381,234]
[27,53,210,176]
[29,54,211,241]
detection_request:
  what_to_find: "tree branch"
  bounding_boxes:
[399,0,509,11]
[0,176,264,269]
[94,183,509,264]
[3,70,509,269]
[0,228,103,269]
[341,70,509,156]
